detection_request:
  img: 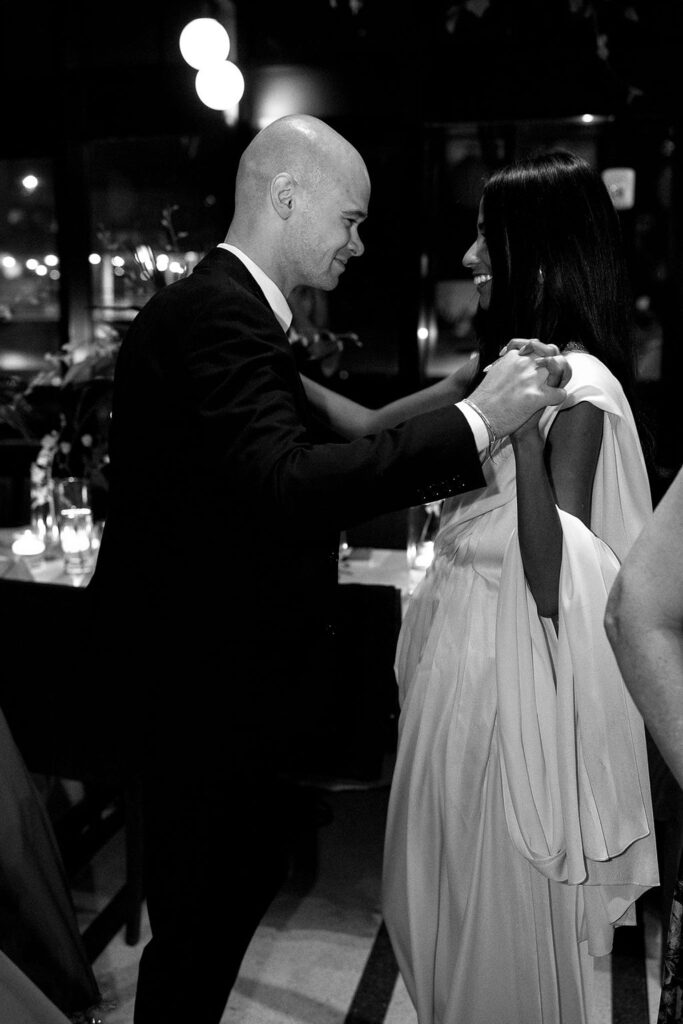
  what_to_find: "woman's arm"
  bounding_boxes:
[605,466,683,790]
[512,400,603,621]
[301,355,479,440]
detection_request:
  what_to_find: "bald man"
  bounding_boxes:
[89,115,569,1024]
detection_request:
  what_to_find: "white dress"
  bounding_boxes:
[382,353,660,1024]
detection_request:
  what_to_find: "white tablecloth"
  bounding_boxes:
[0,527,425,602]
[339,547,426,612]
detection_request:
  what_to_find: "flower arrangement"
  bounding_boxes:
[0,322,122,524]
[0,205,195,533]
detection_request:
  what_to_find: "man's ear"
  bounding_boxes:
[271,172,295,220]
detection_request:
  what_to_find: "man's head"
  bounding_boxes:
[225,114,370,296]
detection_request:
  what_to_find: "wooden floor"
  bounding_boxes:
[70,769,666,1024]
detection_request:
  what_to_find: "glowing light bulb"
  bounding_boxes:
[195,61,244,111]
[179,18,230,70]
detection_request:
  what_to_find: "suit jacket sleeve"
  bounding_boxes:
[118,256,485,528]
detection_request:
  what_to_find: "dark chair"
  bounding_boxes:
[0,577,144,961]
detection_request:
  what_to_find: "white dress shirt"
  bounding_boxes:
[218,243,292,334]
[456,400,490,456]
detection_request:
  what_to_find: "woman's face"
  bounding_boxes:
[462,200,492,310]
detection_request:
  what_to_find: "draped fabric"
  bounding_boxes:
[0,948,73,1024]
[382,353,659,1024]
[0,707,100,1017]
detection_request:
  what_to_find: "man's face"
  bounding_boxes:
[290,162,370,292]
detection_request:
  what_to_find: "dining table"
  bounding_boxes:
[0,523,431,788]
[0,525,98,587]
[0,524,430,959]
[338,544,427,612]
[0,524,428,604]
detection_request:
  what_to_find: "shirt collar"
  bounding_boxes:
[218,243,292,334]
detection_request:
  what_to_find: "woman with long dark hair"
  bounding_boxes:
[301,148,659,1022]
[377,150,659,1023]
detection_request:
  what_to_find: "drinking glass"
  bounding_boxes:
[407,500,443,570]
[54,477,95,575]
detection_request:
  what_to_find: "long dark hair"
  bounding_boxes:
[473,149,635,386]
[468,148,653,459]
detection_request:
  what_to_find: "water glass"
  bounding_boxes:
[407,500,443,570]
[54,477,94,575]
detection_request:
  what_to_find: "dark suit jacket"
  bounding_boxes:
[89,247,485,762]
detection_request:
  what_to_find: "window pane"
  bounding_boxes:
[0,158,61,374]
[86,135,233,329]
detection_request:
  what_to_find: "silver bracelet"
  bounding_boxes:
[462,397,497,451]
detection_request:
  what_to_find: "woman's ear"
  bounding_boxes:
[271,172,295,220]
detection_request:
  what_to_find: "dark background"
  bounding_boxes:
[1,0,682,477]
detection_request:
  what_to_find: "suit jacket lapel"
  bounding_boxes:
[194,246,312,422]
[197,247,289,337]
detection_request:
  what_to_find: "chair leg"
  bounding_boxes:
[124,780,145,945]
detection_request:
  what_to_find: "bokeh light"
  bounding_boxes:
[195,61,245,111]
[179,18,230,71]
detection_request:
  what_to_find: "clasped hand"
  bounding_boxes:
[504,339,571,442]
[498,338,571,390]
[469,338,571,440]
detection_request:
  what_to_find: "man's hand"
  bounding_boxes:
[501,338,572,389]
[469,338,571,439]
